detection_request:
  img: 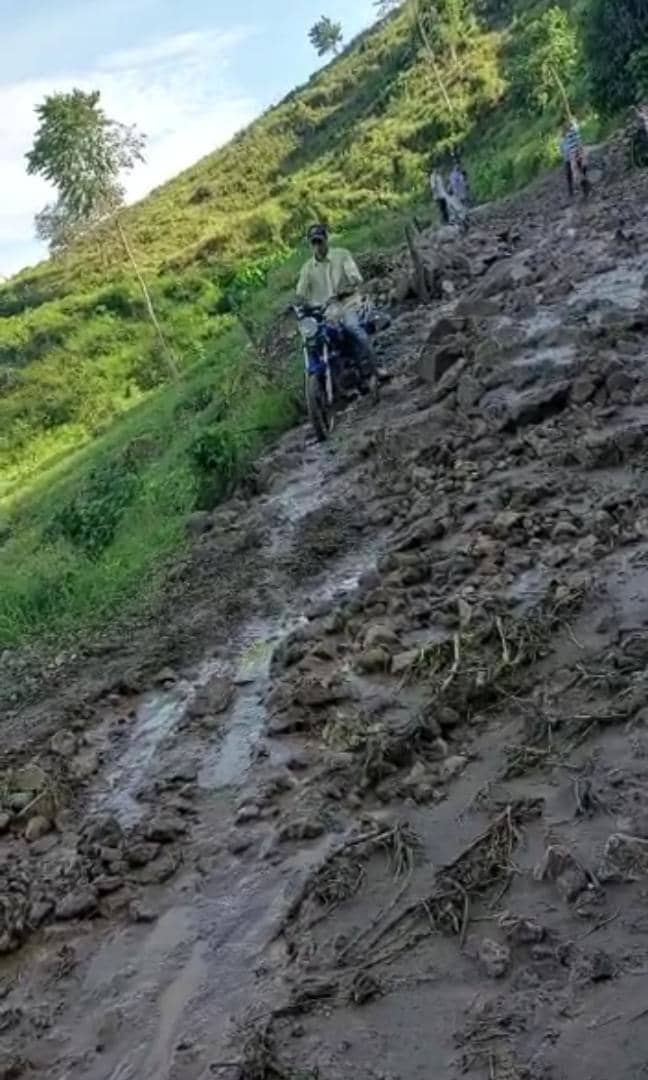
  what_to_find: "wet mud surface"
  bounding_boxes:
[3,147,648,1078]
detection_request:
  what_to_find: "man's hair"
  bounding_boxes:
[307,223,328,241]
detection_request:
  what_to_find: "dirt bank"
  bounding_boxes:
[3,147,648,1080]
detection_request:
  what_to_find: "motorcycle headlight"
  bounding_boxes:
[298,316,319,342]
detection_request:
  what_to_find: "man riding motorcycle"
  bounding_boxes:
[296,223,385,380]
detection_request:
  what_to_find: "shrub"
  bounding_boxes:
[48,455,141,557]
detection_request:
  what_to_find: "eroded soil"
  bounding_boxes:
[3,142,648,1079]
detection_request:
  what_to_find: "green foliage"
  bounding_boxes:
[583,0,648,113]
[508,6,579,110]
[629,46,648,102]
[48,453,141,557]
[27,89,145,224]
[309,15,344,56]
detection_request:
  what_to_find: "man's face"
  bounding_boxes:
[311,234,328,261]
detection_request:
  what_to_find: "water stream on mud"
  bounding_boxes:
[63,438,388,1078]
[98,439,383,827]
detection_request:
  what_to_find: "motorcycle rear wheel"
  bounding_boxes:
[306,373,334,442]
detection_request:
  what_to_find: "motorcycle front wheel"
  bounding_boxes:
[306,373,334,442]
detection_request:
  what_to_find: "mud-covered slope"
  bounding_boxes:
[3,146,648,1080]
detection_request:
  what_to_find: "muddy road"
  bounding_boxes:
[3,146,648,1079]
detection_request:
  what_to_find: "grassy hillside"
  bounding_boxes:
[0,0,634,647]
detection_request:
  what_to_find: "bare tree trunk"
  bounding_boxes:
[548,64,573,120]
[412,0,454,117]
[115,216,179,381]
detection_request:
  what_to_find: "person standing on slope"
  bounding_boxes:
[430,168,450,224]
[561,118,590,199]
[449,160,468,207]
[296,223,381,378]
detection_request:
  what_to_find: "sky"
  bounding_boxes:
[0,0,377,278]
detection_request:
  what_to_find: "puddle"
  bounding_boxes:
[101,688,189,827]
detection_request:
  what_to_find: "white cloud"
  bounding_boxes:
[0,28,257,278]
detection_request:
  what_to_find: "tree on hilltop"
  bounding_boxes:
[26,89,177,379]
[309,15,344,57]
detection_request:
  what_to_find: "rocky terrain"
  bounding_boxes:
[3,138,648,1079]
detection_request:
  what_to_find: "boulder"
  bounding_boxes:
[55,888,98,921]
[479,938,511,979]
[49,730,77,758]
[502,380,571,431]
[457,373,483,411]
[24,816,52,843]
[188,676,234,719]
[354,648,391,675]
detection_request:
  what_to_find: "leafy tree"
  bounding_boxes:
[26,89,177,378]
[509,7,579,111]
[308,15,344,57]
[584,0,648,113]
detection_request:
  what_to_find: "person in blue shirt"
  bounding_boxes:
[560,119,590,198]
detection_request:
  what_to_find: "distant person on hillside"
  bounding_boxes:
[449,160,468,207]
[296,223,381,377]
[430,169,450,225]
[561,119,590,199]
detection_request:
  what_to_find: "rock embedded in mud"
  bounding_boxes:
[479,938,511,979]
[355,647,391,675]
[502,380,571,432]
[136,851,177,884]
[49,730,77,758]
[294,675,352,708]
[394,514,446,551]
[457,373,483,411]
[606,370,635,398]
[124,842,160,868]
[534,845,588,903]
[144,814,187,843]
[11,763,47,794]
[440,755,468,782]
[188,676,234,719]
[499,914,545,945]
[278,813,326,843]
[571,375,599,405]
[6,793,31,813]
[129,900,158,924]
[597,833,648,883]
[227,831,254,856]
[29,899,54,927]
[235,803,262,825]
[94,875,125,896]
[82,814,123,849]
[55,888,97,921]
[391,650,421,677]
[70,748,99,781]
[362,624,401,652]
[24,815,51,843]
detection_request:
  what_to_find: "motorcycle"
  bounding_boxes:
[291,300,385,442]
